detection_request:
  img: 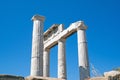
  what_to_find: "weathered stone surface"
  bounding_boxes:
[43,49,50,77]
[30,18,89,80]
[0,74,24,80]
[43,21,89,80]
[104,70,120,77]
[31,15,45,76]
[89,72,120,80]
[88,77,108,80]
[25,76,62,80]
[43,21,85,49]
[58,38,66,79]
[77,23,90,80]
[44,24,60,42]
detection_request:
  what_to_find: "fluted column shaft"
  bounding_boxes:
[77,25,90,80]
[43,49,50,77]
[30,15,45,76]
[58,38,67,79]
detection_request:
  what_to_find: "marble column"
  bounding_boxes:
[43,48,50,77]
[77,23,90,80]
[58,38,67,79]
[30,15,45,76]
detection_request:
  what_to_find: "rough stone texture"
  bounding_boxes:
[0,74,24,80]
[31,15,45,76]
[77,24,90,80]
[108,74,120,80]
[88,72,120,80]
[43,49,50,77]
[25,76,62,80]
[44,24,60,42]
[58,38,66,79]
[88,77,108,80]
[104,70,120,77]
[88,76,120,80]
[43,21,89,80]
[43,21,84,49]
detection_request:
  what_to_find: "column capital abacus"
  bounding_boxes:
[58,38,66,42]
[32,14,45,22]
[44,48,50,52]
[76,21,87,30]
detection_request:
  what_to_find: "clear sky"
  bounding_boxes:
[0,0,120,80]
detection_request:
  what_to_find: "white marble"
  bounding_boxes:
[58,38,66,79]
[104,70,120,77]
[44,21,83,49]
[43,49,50,77]
[30,18,90,80]
[77,24,90,80]
[30,15,45,76]
[43,21,90,80]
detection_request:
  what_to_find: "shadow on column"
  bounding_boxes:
[79,66,90,80]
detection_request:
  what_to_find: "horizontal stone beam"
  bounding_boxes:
[44,21,86,49]
[26,76,62,80]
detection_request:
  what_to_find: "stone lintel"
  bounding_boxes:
[44,48,50,52]
[58,38,66,42]
[32,15,45,22]
[44,24,60,36]
[44,21,88,49]
[26,76,62,80]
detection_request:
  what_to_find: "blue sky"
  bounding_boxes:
[0,0,120,80]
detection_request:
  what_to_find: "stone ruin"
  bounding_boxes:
[29,15,90,80]
[1,14,120,80]
[0,15,90,80]
[89,71,120,80]
[0,14,90,80]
